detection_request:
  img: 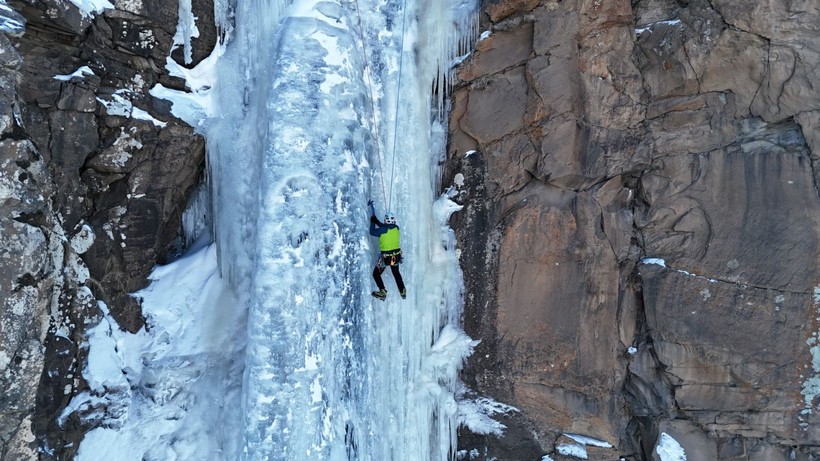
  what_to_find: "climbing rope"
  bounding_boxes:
[351,0,408,213]
[387,0,408,212]
[352,0,388,209]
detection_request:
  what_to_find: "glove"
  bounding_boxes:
[370,215,378,224]
[367,199,374,207]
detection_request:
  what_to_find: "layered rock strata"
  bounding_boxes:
[0,1,213,459]
[448,0,820,459]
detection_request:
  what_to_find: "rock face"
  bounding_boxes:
[0,1,213,459]
[448,0,820,459]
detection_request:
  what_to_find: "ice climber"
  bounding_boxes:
[368,200,406,301]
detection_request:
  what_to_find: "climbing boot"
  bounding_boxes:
[371,289,387,301]
[400,288,407,299]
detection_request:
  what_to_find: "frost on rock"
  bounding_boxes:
[64,252,90,284]
[87,126,143,173]
[801,287,820,420]
[116,0,145,15]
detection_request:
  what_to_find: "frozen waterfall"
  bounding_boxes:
[68,0,479,459]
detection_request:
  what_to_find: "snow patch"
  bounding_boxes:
[59,302,132,429]
[641,257,666,267]
[565,433,613,448]
[54,66,95,81]
[69,224,95,254]
[150,28,225,127]
[0,2,25,35]
[97,91,167,127]
[456,385,517,436]
[423,325,479,382]
[67,0,113,18]
[557,442,588,459]
[641,257,718,283]
[656,432,686,461]
[456,449,482,460]
[69,244,245,460]
[433,192,464,225]
[636,19,682,34]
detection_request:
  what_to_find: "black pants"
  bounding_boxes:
[373,254,405,292]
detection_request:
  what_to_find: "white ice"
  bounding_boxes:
[173,0,200,65]
[71,0,482,459]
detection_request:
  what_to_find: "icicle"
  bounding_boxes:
[204,0,295,287]
[181,183,211,248]
[415,0,479,116]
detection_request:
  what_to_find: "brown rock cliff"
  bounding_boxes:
[0,1,214,459]
[447,0,820,459]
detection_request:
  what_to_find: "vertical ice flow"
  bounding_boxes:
[204,0,479,459]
